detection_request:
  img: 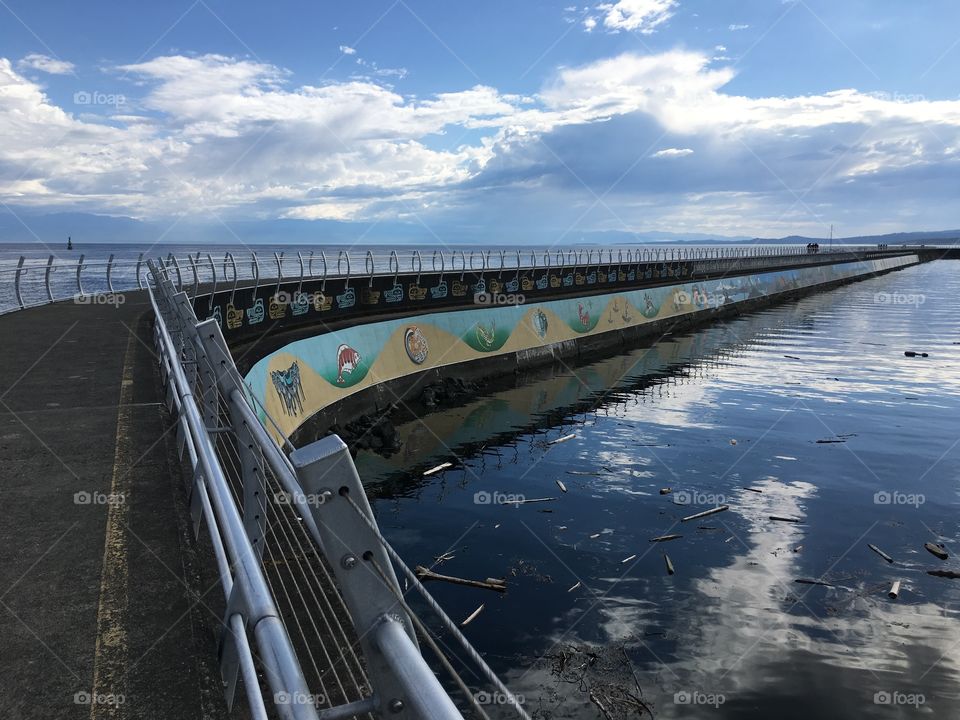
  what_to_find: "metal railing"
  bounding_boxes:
[149,260,526,720]
[1,243,930,313]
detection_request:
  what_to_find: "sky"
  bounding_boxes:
[1,0,960,243]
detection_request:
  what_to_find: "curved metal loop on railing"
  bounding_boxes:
[453,249,466,279]
[555,249,564,271]
[274,252,284,297]
[411,250,422,284]
[297,251,305,294]
[365,251,376,287]
[135,253,145,290]
[106,254,115,294]
[228,253,239,304]
[188,254,200,298]
[14,257,25,309]
[76,254,87,297]
[44,255,56,304]
[250,252,260,295]
[389,250,400,283]
[432,249,445,281]
[318,251,327,290]
[338,250,351,288]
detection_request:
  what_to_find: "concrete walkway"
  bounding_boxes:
[0,294,226,719]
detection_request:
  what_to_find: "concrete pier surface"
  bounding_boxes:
[0,294,225,719]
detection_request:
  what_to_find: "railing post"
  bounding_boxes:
[195,321,269,558]
[290,437,461,720]
[136,253,145,290]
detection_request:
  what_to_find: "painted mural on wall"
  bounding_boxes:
[247,255,918,443]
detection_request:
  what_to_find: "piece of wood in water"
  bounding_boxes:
[795,578,834,587]
[784,354,802,360]
[649,534,682,543]
[556,479,568,493]
[743,487,763,493]
[589,533,601,539]
[423,461,453,476]
[549,434,576,445]
[664,554,675,575]
[770,515,803,523]
[461,603,484,626]
[868,544,894,563]
[928,570,960,579]
[925,542,948,560]
[681,505,729,522]
[567,470,601,476]
[659,488,672,495]
[621,554,637,564]
[415,565,507,592]
[888,580,901,599]
[568,581,581,592]
[504,497,557,505]
[793,545,803,553]
[724,535,735,543]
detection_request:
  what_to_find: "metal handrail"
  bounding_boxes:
[0,243,933,315]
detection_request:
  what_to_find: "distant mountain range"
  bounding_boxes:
[0,211,956,247]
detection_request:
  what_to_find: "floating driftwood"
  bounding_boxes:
[423,461,453,476]
[556,479,568,493]
[743,487,763,493]
[784,354,802,360]
[681,505,729,522]
[589,533,601,539]
[795,578,834,587]
[621,554,637,564]
[568,581,581,592]
[415,565,507,592]
[888,580,901,599]
[567,470,604,476]
[649,534,682,543]
[928,570,960,579]
[549,433,576,445]
[664,554,675,576]
[925,542,949,560]
[793,545,803,553]
[770,515,803,523]
[868,544,894,563]
[904,351,929,358]
[588,691,615,720]
[461,603,485,626]
[815,439,846,444]
[659,488,672,495]
[504,497,557,505]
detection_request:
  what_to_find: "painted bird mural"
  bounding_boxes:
[271,362,305,416]
[336,344,362,384]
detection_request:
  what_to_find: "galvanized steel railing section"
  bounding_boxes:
[149,260,527,720]
[0,243,915,313]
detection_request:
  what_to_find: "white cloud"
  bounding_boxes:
[653,147,694,158]
[583,15,597,31]
[728,23,749,30]
[595,0,677,33]
[339,45,356,55]
[17,53,74,75]
[1,50,960,236]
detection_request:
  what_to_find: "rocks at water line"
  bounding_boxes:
[421,376,479,409]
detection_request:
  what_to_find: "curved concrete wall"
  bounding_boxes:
[246,254,918,442]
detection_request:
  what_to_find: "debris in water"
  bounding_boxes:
[557,525,568,530]
[888,580,901,599]
[868,544,894,564]
[793,545,803,553]
[423,461,453,476]
[621,554,637,564]
[659,488,672,495]
[928,570,960,579]
[925,542,949,560]
[816,438,846,444]
[743,487,763,493]
[724,535,735,543]
[493,523,501,529]
[556,479,568,493]
[415,565,507,592]
[461,603,485,626]
[770,515,803,523]
[568,581,581,592]
[681,505,730,522]
[433,552,456,564]
[504,496,557,505]
[664,554,675,575]
[649,534,682,543]
[550,433,576,445]
[730,439,738,445]
[784,355,802,360]
[567,470,602,476]
[904,351,929,358]
[590,533,601,539]
[795,578,834,587]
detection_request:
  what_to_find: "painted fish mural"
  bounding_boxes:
[336,344,362,384]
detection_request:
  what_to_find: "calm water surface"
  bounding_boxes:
[356,261,960,719]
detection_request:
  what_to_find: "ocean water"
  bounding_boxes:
[354,260,960,718]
